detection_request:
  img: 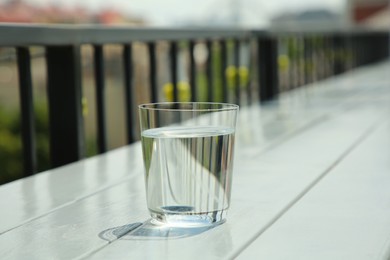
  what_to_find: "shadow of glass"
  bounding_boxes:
[99,219,223,242]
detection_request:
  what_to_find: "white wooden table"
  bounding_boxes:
[1,61,390,260]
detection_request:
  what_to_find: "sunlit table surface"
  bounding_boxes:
[1,61,390,260]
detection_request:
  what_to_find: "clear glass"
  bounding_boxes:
[139,102,239,227]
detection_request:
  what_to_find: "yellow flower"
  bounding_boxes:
[82,97,88,117]
[239,66,249,87]
[226,66,249,89]
[163,81,191,102]
[278,55,289,71]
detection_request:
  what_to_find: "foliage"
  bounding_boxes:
[0,105,23,184]
[0,102,50,185]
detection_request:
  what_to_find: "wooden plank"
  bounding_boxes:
[0,99,384,259]
[0,180,149,259]
[88,104,388,259]
[0,61,388,258]
[0,91,347,236]
[0,144,144,235]
[0,97,324,235]
[237,121,390,260]
[0,79,332,234]
[90,61,390,258]
[1,100,322,235]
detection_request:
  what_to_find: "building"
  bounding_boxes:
[347,0,389,29]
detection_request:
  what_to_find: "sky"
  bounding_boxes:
[4,0,347,27]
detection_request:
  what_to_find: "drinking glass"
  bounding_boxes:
[139,102,239,227]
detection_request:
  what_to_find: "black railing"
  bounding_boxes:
[0,24,388,179]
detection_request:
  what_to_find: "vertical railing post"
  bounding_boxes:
[349,33,357,69]
[354,34,364,67]
[170,41,178,102]
[123,44,135,144]
[220,39,228,103]
[288,36,298,89]
[247,39,255,105]
[16,47,37,176]
[372,32,389,62]
[374,33,380,61]
[206,40,213,102]
[343,32,353,71]
[383,33,390,59]
[303,35,313,85]
[46,45,85,168]
[318,36,328,80]
[367,33,375,63]
[332,33,345,75]
[360,35,369,65]
[148,42,158,103]
[234,39,240,105]
[189,40,197,102]
[257,35,279,102]
[93,45,107,153]
[352,33,361,68]
[297,35,305,87]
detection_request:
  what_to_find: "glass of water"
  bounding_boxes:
[139,102,239,227]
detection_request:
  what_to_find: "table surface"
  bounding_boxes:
[1,61,390,260]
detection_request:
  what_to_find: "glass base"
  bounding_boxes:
[149,207,227,227]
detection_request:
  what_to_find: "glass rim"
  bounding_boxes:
[138,102,239,112]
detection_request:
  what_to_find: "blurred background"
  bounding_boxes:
[0,0,389,184]
[0,0,388,28]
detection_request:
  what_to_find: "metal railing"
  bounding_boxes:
[0,24,388,178]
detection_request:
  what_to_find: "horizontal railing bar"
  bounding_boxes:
[252,27,390,36]
[0,24,252,46]
[1,24,387,47]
